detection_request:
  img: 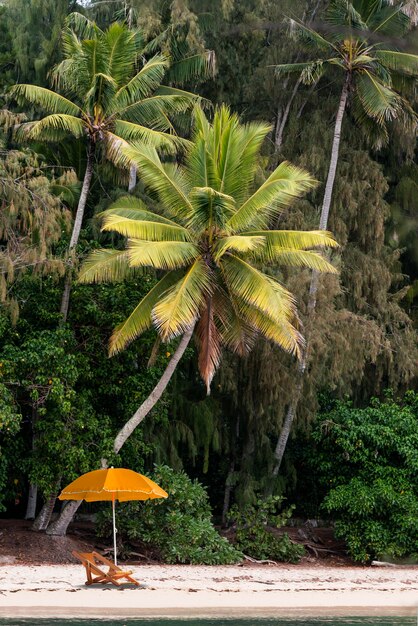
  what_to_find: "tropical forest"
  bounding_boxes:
[0,0,418,567]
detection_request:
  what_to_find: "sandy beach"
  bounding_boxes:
[1,563,417,619]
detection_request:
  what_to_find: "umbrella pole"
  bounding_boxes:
[112,497,117,566]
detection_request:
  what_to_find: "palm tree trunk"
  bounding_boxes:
[46,499,81,536]
[46,325,195,536]
[60,139,95,322]
[24,484,37,520]
[32,478,61,531]
[113,325,194,455]
[274,77,303,151]
[271,76,349,476]
[272,0,323,150]
[128,165,137,192]
[25,408,38,520]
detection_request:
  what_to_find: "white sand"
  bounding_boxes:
[1,563,417,618]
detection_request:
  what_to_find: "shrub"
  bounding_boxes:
[97,465,242,564]
[312,393,418,562]
[228,495,304,563]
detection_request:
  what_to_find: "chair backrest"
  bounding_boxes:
[91,552,120,571]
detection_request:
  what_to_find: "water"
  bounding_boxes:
[0,619,415,625]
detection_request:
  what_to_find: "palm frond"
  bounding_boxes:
[101,130,131,170]
[238,301,303,358]
[326,0,368,30]
[273,61,326,85]
[85,72,117,115]
[105,22,139,87]
[114,54,169,109]
[288,18,336,52]
[168,51,217,85]
[102,196,182,226]
[188,187,235,232]
[228,161,316,232]
[213,114,271,202]
[119,144,194,220]
[351,91,389,147]
[356,70,401,123]
[220,254,295,321]
[102,215,191,242]
[10,85,82,116]
[217,301,256,355]
[156,85,209,102]
[109,271,181,355]
[78,249,131,283]
[120,95,197,129]
[241,229,338,250]
[21,114,85,140]
[65,12,102,39]
[152,258,212,340]
[185,132,219,191]
[368,3,410,36]
[267,249,338,272]
[273,61,320,75]
[213,235,266,261]
[114,120,186,152]
[217,302,256,356]
[127,240,199,270]
[243,229,338,247]
[375,50,418,76]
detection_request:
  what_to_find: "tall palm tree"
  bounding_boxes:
[270,0,418,474]
[46,105,338,536]
[11,12,204,321]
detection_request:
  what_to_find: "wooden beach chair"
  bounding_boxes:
[72,550,140,587]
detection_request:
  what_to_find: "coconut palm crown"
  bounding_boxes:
[274,0,418,146]
[10,12,206,153]
[79,106,338,391]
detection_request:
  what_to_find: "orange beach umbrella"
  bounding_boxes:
[58,467,168,565]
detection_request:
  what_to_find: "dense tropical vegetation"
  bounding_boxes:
[0,0,417,564]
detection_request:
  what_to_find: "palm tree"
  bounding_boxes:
[11,12,204,321]
[46,104,338,535]
[270,0,418,475]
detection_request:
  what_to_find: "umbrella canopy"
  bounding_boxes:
[58,467,168,565]
[58,468,168,502]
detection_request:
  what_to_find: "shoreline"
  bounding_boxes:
[1,564,417,619]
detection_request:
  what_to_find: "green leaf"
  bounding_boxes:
[356,70,401,123]
[120,144,194,220]
[213,235,266,262]
[21,115,85,141]
[102,215,191,242]
[114,54,169,109]
[228,161,316,232]
[109,271,181,355]
[220,254,295,322]
[375,50,418,77]
[152,258,212,339]
[78,249,132,283]
[10,85,82,116]
[127,240,199,270]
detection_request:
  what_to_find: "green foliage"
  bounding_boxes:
[228,496,304,563]
[311,394,418,562]
[4,0,73,85]
[273,0,418,147]
[0,380,22,512]
[0,0,417,542]
[81,106,337,391]
[97,465,242,564]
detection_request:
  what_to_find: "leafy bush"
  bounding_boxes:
[228,496,304,563]
[97,465,242,564]
[311,393,418,562]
